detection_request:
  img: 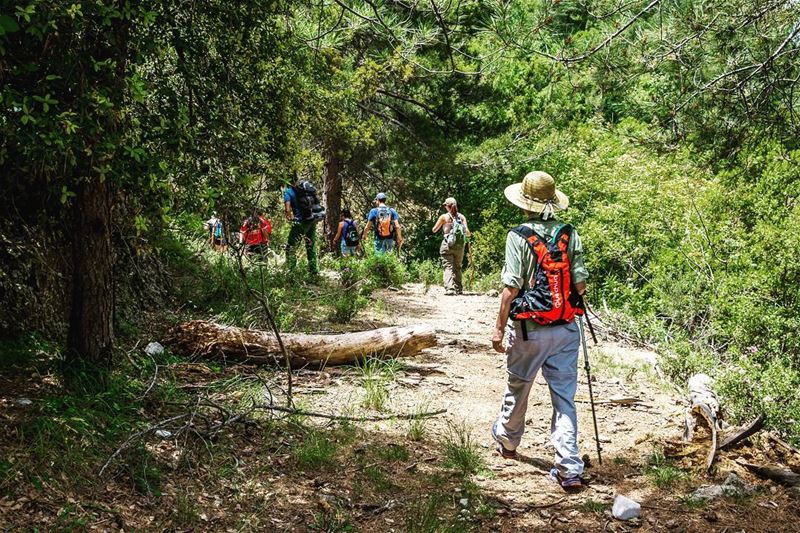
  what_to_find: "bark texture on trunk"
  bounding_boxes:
[683,373,721,472]
[66,178,114,371]
[323,152,342,251]
[165,320,437,368]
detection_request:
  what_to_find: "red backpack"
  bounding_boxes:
[508,224,584,338]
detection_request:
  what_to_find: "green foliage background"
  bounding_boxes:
[2,0,800,437]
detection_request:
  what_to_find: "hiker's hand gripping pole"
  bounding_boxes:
[577,315,603,466]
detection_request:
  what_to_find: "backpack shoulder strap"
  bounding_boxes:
[510,225,545,247]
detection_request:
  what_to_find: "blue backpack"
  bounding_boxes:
[343,219,360,247]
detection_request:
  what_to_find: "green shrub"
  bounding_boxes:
[326,290,368,323]
[362,252,408,288]
[716,356,800,443]
[468,210,507,277]
[409,259,442,289]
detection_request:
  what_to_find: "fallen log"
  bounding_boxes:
[718,414,766,451]
[683,373,721,472]
[165,320,437,368]
[736,459,800,487]
[769,433,800,457]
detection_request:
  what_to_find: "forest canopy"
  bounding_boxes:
[2,0,800,439]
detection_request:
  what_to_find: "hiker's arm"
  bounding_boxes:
[333,222,343,244]
[361,221,372,241]
[461,214,472,237]
[394,220,404,246]
[574,281,586,295]
[284,201,293,222]
[432,214,445,233]
[492,286,519,353]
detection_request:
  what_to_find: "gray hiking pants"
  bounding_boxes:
[440,242,464,294]
[493,320,584,478]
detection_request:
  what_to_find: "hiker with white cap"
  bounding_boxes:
[490,171,589,490]
[432,197,471,295]
[362,192,403,255]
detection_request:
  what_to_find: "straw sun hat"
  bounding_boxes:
[504,171,569,215]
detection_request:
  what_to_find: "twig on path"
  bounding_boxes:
[233,244,294,406]
[640,503,695,513]
[255,404,447,422]
[98,413,190,477]
[137,354,159,401]
[487,495,566,512]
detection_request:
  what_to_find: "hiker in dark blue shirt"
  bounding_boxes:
[283,178,319,276]
[333,208,360,257]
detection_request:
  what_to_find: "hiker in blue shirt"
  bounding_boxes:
[333,208,360,257]
[283,177,320,276]
[361,192,403,255]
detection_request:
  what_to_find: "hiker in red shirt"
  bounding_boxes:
[240,210,272,255]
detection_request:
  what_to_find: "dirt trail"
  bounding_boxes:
[307,283,799,531]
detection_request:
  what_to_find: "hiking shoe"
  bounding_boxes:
[549,468,583,490]
[491,424,517,460]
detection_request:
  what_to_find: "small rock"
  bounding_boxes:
[486,289,499,297]
[665,519,679,529]
[154,429,172,439]
[459,498,469,508]
[568,510,579,518]
[721,472,751,494]
[703,510,718,522]
[540,510,551,519]
[144,342,164,357]
[612,494,641,521]
[15,398,32,407]
[691,472,753,501]
[691,484,725,501]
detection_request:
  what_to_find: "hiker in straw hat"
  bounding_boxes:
[491,170,589,490]
[432,197,471,295]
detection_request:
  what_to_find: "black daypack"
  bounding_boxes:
[293,180,326,221]
[343,219,360,247]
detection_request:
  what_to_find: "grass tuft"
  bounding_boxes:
[293,429,340,471]
[646,447,686,488]
[443,421,485,478]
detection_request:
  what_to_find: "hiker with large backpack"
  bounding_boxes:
[333,208,360,257]
[239,209,272,255]
[284,176,325,276]
[362,192,403,255]
[490,171,589,491]
[432,197,471,295]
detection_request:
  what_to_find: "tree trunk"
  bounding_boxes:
[64,1,129,387]
[66,178,114,377]
[323,151,342,252]
[165,320,437,368]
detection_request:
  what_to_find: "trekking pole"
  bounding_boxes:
[577,315,603,466]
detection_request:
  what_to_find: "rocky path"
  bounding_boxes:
[309,283,800,531]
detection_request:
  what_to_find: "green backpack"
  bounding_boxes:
[445,214,466,248]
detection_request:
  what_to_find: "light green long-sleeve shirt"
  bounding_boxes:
[500,216,588,296]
